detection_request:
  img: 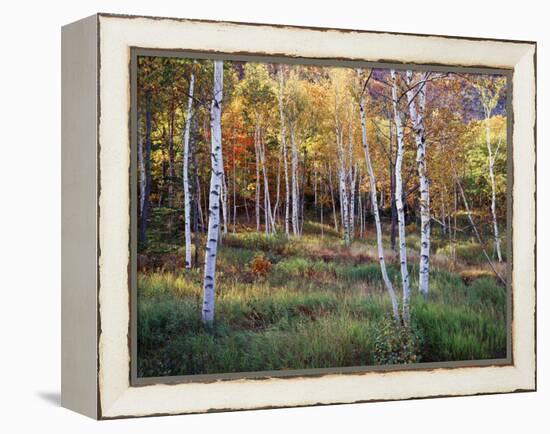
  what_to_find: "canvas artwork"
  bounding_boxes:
[134,54,510,380]
[61,14,535,418]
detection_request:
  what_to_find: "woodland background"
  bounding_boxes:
[136,57,509,377]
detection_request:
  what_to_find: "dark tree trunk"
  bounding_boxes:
[139,91,153,248]
[189,117,200,268]
[167,103,176,207]
[389,117,397,251]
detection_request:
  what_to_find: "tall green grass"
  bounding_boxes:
[137,231,507,377]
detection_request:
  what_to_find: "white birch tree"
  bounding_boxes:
[471,77,505,262]
[334,89,350,246]
[254,123,261,232]
[182,67,195,269]
[328,164,339,233]
[138,110,146,227]
[283,71,308,239]
[357,69,400,322]
[278,67,291,238]
[337,134,350,246]
[201,60,224,325]
[259,126,276,234]
[348,105,356,240]
[290,125,300,237]
[405,70,430,295]
[390,69,411,324]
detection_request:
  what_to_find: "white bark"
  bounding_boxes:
[314,164,318,208]
[405,70,430,296]
[338,161,350,246]
[259,126,276,234]
[390,69,411,324]
[138,111,146,222]
[484,106,503,262]
[337,135,350,246]
[350,162,357,239]
[182,68,195,269]
[348,107,356,240]
[335,102,350,246]
[328,164,338,232]
[254,123,261,232]
[473,78,504,263]
[278,68,290,238]
[273,153,281,227]
[290,124,299,237]
[358,69,400,322]
[201,60,224,325]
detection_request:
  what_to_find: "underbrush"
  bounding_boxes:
[137,230,507,377]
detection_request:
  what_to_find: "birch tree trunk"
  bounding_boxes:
[358,69,400,322]
[221,172,228,235]
[273,154,281,227]
[350,162,357,239]
[484,105,503,262]
[390,69,411,324]
[139,91,153,247]
[405,70,431,296]
[182,69,195,269]
[259,127,276,234]
[337,128,350,246]
[299,148,307,236]
[385,116,398,250]
[201,60,224,325]
[328,164,339,233]
[348,108,356,240]
[138,110,146,228]
[290,124,299,237]
[314,164,318,209]
[254,123,261,232]
[278,68,290,238]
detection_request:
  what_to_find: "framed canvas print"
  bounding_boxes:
[61,13,536,419]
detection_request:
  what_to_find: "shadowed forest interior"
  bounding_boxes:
[136,55,508,378]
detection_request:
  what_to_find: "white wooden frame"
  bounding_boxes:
[61,13,536,419]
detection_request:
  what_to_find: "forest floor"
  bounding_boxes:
[137,218,507,377]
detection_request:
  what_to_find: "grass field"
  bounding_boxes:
[137,218,507,378]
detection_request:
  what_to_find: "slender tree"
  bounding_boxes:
[328,164,339,233]
[137,109,146,235]
[471,77,505,262]
[254,123,261,231]
[405,70,431,296]
[390,69,411,325]
[139,90,153,247]
[334,88,350,246]
[278,67,291,238]
[182,67,195,269]
[358,68,400,322]
[201,60,224,325]
[290,125,300,236]
[348,104,356,240]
